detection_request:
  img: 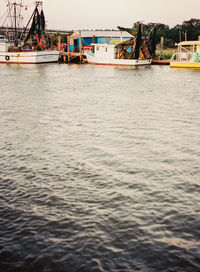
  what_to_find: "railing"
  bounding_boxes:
[171,51,193,62]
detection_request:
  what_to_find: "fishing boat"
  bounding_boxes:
[0,1,59,64]
[84,24,152,66]
[170,41,200,68]
[85,43,152,66]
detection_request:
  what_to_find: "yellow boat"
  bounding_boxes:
[170,41,200,68]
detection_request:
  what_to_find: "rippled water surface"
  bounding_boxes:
[0,63,200,272]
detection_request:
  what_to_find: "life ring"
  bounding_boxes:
[5,55,10,61]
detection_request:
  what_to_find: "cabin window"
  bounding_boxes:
[105,47,107,52]
[96,46,99,51]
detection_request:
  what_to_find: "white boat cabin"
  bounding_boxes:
[0,35,13,52]
[92,44,116,59]
[172,41,200,62]
[90,43,138,60]
[90,39,151,61]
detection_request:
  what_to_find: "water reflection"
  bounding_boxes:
[0,64,200,272]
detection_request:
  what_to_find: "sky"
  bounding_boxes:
[1,0,200,30]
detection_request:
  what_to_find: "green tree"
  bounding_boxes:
[118,18,200,49]
[181,18,200,40]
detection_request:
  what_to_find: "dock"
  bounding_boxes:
[59,52,87,63]
[152,59,170,65]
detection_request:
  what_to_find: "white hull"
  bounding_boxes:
[85,51,152,66]
[0,50,59,64]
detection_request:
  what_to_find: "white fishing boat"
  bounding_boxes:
[0,37,59,64]
[0,1,59,64]
[170,41,200,68]
[85,24,152,67]
[85,43,152,66]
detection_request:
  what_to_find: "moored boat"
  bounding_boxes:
[0,37,59,64]
[0,1,59,64]
[85,43,152,66]
[84,24,152,67]
[170,41,200,68]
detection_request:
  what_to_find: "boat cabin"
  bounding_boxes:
[91,44,115,59]
[0,35,11,52]
[90,38,151,61]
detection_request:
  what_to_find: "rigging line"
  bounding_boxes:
[9,4,14,40]
[21,5,24,28]
[19,5,26,38]
[9,3,14,30]
[17,4,23,29]
[16,6,20,29]
[0,1,8,23]
[20,6,36,40]
[1,2,10,26]
[15,2,24,40]
[2,2,13,28]
[0,10,9,22]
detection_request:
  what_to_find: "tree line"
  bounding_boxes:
[118,18,200,48]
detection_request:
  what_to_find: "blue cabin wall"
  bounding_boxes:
[82,37,98,46]
[70,36,131,52]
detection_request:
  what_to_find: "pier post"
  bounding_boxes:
[58,35,61,51]
[160,37,164,59]
[92,35,95,44]
[67,35,70,63]
[50,35,53,50]
[79,30,82,63]
[63,54,66,63]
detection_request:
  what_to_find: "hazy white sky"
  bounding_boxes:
[1,0,200,30]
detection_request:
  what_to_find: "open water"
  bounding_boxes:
[0,63,200,272]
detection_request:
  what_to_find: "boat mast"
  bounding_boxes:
[13,2,18,46]
[5,1,23,46]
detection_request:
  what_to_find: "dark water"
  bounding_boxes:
[0,63,200,272]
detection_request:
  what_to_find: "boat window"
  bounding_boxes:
[96,46,99,51]
[105,47,107,52]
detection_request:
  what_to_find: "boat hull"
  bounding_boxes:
[170,61,200,68]
[85,52,152,66]
[0,50,59,64]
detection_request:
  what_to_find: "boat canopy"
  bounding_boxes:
[178,41,200,46]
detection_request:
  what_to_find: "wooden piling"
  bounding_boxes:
[50,35,53,50]
[67,35,70,63]
[160,37,164,59]
[63,54,66,63]
[79,30,82,63]
[58,35,61,51]
[92,35,95,44]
